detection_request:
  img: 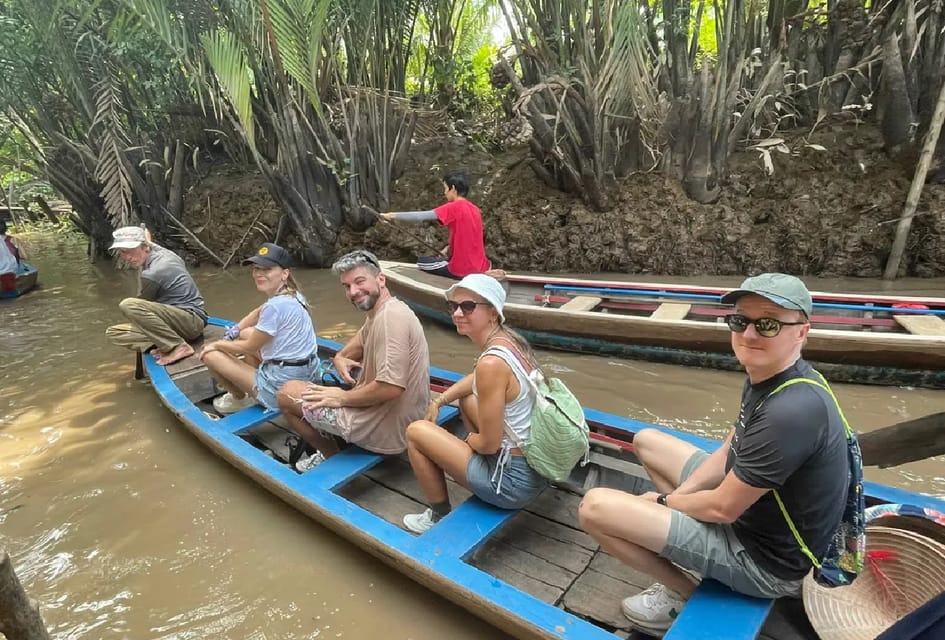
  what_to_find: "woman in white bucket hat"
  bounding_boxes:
[402,273,547,534]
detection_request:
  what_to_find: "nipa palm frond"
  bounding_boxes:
[92,73,134,226]
[201,29,256,150]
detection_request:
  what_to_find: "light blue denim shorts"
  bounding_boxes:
[661,450,804,598]
[466,452,547,510]
[254,360,319,411]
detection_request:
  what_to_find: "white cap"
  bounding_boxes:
[446,273,506,323]
[109,226,147,250]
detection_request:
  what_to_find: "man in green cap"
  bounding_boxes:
[578,273,851,636]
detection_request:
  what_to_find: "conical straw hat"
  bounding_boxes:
[803,526,945,640]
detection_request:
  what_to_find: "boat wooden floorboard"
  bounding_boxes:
[338,453,657,633]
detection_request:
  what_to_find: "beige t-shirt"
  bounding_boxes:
[338,297,430,453]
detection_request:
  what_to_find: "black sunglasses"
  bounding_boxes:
[352,250,380,269]
[447,300,490,315]
[725,313,807,338]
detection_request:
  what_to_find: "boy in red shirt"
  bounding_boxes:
[381,171,491,279]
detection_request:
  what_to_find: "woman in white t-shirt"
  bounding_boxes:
[200,243,318,414]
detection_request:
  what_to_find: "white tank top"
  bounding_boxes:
[473,344,534,448]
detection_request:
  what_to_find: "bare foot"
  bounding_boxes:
[484,268,507,280]
[149,348,167,359]
[156,343,195,366]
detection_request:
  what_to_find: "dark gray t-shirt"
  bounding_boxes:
[139,245,207,321]
[726,359,848,580]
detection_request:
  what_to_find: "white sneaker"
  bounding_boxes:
[621,583,687,635]
[403,508,437,534]
[212,392,256,415]
[294,451,325,473]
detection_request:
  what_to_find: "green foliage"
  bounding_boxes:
[696,6,719,60]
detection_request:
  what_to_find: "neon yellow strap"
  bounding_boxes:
[762,370,853,570]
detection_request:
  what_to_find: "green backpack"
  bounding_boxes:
[483,345,590,482]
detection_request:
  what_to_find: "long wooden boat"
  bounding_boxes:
[0,262,38,299]
[381,261,945,389]
[146,317,945,640]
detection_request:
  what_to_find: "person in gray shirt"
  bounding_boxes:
[105,226,207,366]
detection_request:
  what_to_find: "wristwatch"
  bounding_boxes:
[656,493,669,506]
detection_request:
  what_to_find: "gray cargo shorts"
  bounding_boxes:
[660,450,804,599]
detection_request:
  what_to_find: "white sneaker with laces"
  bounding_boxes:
[294,451,326,473]
[212,392,256,415]
[403,508,437,534]
[621,583,687,635]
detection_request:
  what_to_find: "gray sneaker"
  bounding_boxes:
[294,451,325,473]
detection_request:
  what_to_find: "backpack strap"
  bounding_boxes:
[479,344,534,451]
[760,370,854,570]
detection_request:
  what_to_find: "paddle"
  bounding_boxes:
[360,205,446,257]
[859,411,945,468]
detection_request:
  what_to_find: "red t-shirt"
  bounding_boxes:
[433,199,489,277]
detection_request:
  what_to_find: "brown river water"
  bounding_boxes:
[2,234,944,639]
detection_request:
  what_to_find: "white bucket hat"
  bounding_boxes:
[109,226,147,250]
[445,273,506,323]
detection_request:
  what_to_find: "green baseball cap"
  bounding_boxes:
[720,273,813,317]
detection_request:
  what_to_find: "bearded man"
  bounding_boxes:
[277,249,430,471]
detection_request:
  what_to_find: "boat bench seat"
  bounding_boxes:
[301,403,463,491]
[220,405,280,433]
[415,496,519,558]
[650,302,692,320]
[665,579,773,640]
[560,295,603,312]
[894,314,945,335]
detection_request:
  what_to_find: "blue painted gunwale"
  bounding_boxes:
[146,317,945,640]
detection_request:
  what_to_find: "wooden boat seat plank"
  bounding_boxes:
[894,314,945,335]
[296,446,386,491]
[560,295,603,312]
[165,326,225,376]
[217,405,280,434]
[418,497,520,558]
[650,302,692,320]
[171,369,218,404]
[665,579,773,640]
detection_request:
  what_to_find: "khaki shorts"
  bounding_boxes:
[660,450,804,599]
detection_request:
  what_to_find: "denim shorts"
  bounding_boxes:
[254,360,319,411]
[466,451,547,510]
[661,450,804,599]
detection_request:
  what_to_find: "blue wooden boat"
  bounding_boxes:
[381,261,945,389]
[146,317,945,640]
[0,262,38,299]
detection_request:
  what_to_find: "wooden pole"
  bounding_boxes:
[0,551,52,640]
[883,78,945,279]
